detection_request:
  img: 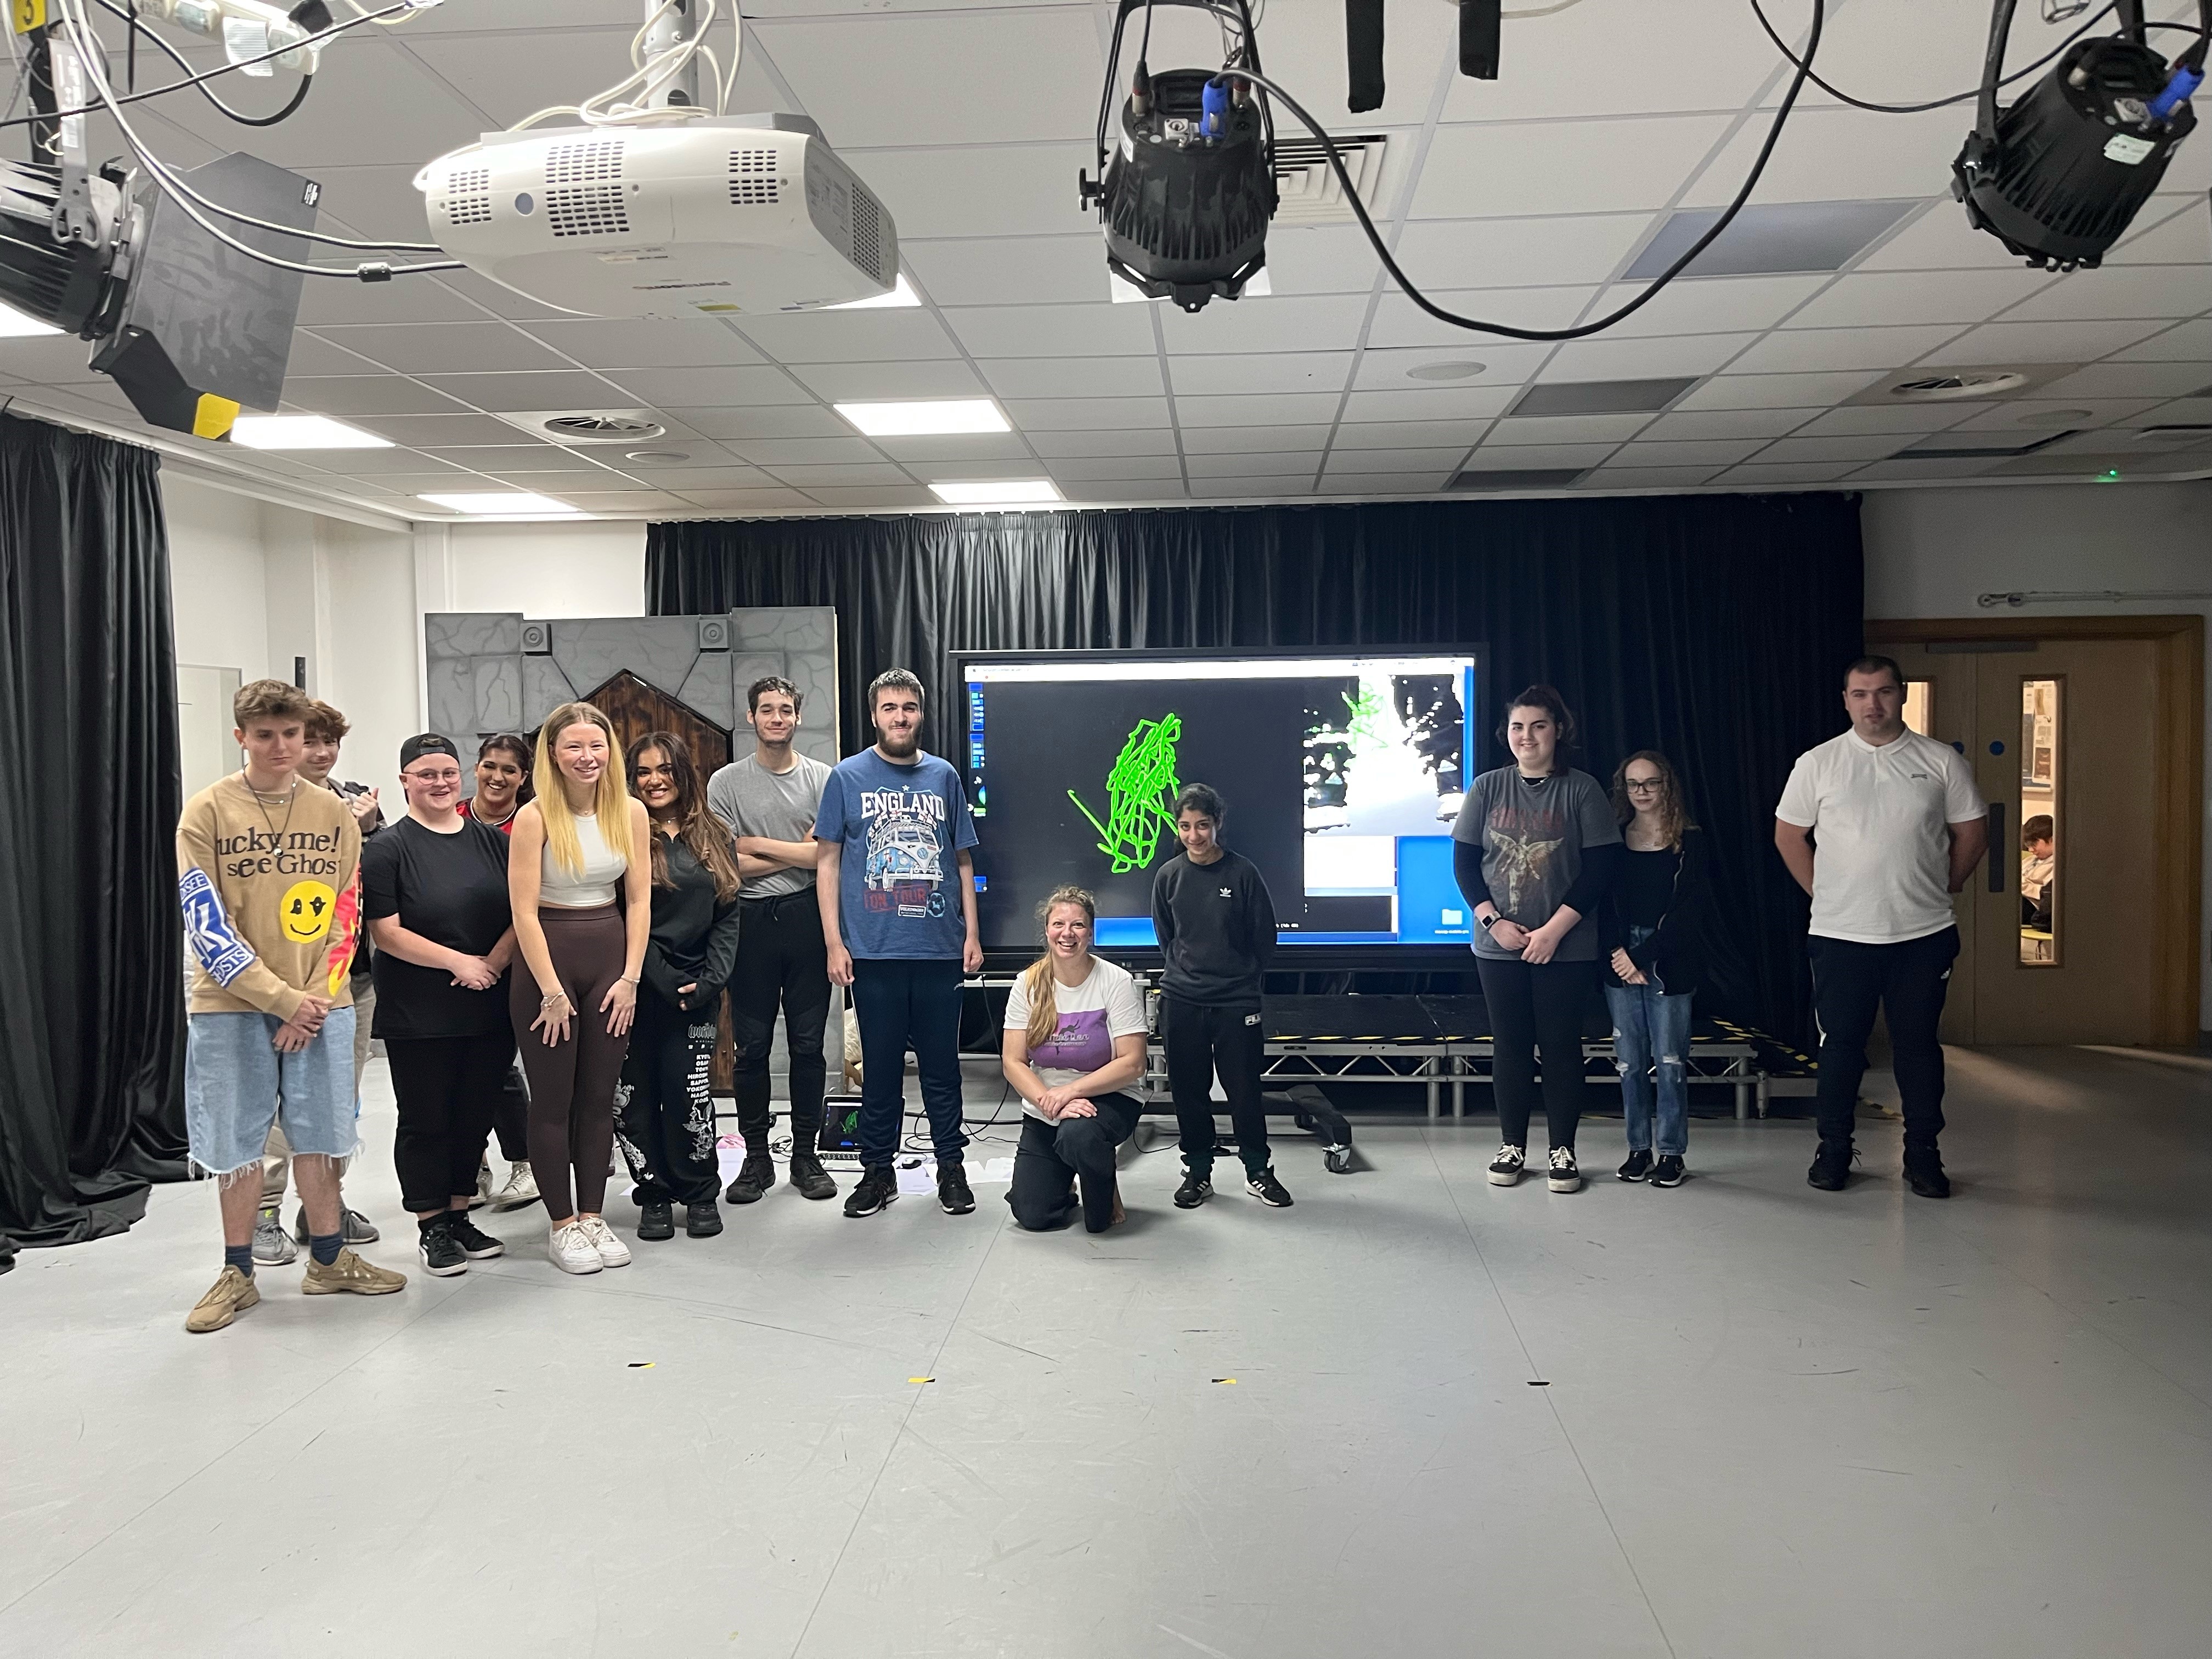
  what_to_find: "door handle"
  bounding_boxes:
[1987,801,2006,892]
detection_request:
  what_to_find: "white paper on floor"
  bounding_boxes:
[893,1155,1016,1193]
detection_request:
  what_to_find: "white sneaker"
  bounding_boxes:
[492,1161,540,1211]
[470,1158,492,1210]
[579,1215,631,1269]
[1547,1146,1582,1193]
[548,1221,602,1275]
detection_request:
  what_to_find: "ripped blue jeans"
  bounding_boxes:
[1605,979,1692,1156]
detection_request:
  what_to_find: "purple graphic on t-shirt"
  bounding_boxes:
[1033,1008,1113,1075]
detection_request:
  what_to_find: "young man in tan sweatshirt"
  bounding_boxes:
[178,679,405,1333]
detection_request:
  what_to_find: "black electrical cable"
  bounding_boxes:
[95,0,314,128]
[1205,0,1825,342]
[1750,0,2115,112]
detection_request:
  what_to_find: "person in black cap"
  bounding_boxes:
[359,733,520,1278]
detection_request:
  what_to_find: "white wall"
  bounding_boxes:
[447,521,647,618]
[165,477,273,681]
[1861,479,2212,1031]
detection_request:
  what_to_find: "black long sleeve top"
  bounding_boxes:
[1150,848,1277,1011]
[642,831,743,1014]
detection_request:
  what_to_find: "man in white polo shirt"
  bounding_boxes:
[1775,655,1988,1198]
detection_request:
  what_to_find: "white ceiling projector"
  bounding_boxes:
[416,114,897,319]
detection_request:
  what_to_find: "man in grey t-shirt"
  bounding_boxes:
[706,676,838,1203]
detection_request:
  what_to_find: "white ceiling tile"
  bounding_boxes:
[2111,319,2212,362]
[1046,455,1186,482]
[1190,478,1322,498]
[1156,296,1373,356]
[1674,370,1887,409]
[1441,0,1783,120]
[1328,420,1489,450]
[903,238,1109,308]
[1683,108,1965,208]
[1724,324,1965,374]
[763,463,916,487]
[1640,407,1815,439]
[1786,404,1987,436]
[1920,319,2170,366]
[1461,443,1623,470]
[1543,331,1759,378]
[800,486,944,509]
[1351,346,1549,391]
[1612,438,1768,466]
[737,311,963,365]
[1715,462,1865,485]
[1167,354,1355,397]
[1948,398,2164,433]
[1753,435,1911,464]
[676,489,820,512]
[542,491,681,512]
[154,40,484,166]
[279,329,388,377]
[979,358,1165,399]
[1187,452,1322,479]
[1994,266,2212,322]
[0,337,112,385]
[525,320,765,370]
[663,406,854,440]
[416,446,615,475]
[918,457,1069,482]
[294,273,488,328]
[721,437,885,465]
[310,324,573,375]
[1847,459,2006,482]
[2035,362,2212,400]
[1265,227,1388,297]
[1002,397,1171,431]
[1781,269,2055,330]
[401,25,780,127]
[868,433,1037,464]
[783,360,985,402]
[1176,393,1345,426]
[306,447,468,476]
[1365,287,1598,348]
[1414,116,1733,218]
[1392,215,1654,290]
[414,370,639,411]
[1182,425,1338,454]
[1796,1,2007,116]
[1340,386,1520,421]
[1324,448,1470,475]
[1589,275,1830,337]
[849,145,1091,240]
[354,413,549,447]
[1580,465,1727,489]
[1485,414,1654,446]
[1023,427,1180,458]
[943,303,1158,359]
[2107,200,2212,265]
[290,163,433,249]
[280,376,472,416]
[572,466,770,490]
[427,269,581,324]
[1855,199,2033,273]
[1250,0,1456,127]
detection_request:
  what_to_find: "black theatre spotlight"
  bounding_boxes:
[1079,0,1277,312]
[1954,0,2206,270]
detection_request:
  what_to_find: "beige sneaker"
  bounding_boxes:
[578,1215,631,1269]
[185,1266,261,1333]
[302,1247,408,1296]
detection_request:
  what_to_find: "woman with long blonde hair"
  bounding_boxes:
[1000,886,1149,1232]
[507,702,653,1274]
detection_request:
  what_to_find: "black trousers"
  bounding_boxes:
[1163,995,1269,1175]
[1810,926,1959,1150]
[1476,955,1593,1150]
[387,1030,516,1215]
[728,890,832,1146]
[615,991,723,1206]
[491,1063,529,1163]
[1006,1092,1142,1233]
[850,956,968,1168]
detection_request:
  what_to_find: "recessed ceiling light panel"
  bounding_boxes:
[928,478,1062,506]
[418,491,584,517]
[838,399,1010,437]
[1406,360,1489,382]
[1624,200,1918,280]
[231,416,393,450]
[1506,377,1698,417]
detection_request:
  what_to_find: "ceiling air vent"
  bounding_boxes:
[1506,377,1699,417]
[537,413,665,444]
[1272,134,1387,227]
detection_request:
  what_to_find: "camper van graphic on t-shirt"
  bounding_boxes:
[816,748,980,960]
[864,800,945,915]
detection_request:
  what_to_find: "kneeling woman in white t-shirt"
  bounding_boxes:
[1002,887,1150,1233]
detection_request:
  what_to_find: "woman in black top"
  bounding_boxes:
[360,734,520,1278]
[618,731,744,1242]
[1599,751,1707,1188]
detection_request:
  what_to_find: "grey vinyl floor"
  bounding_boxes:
[4,1045,2210,1659]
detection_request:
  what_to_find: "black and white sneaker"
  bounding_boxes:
[1488,1144,1526,1187]
[1173,1171,1213,1209]
[418,1218,467,1277]
[938,1161,976,1215]
[1546,1146,1582,1193]
[1649,1154,1685,1188]
[1617,1150,1653,1182]
[444,1214,506,1259]
[844,1165,897,1218]
[1245,1167,1294,1207]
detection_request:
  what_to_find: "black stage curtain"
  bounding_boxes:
[648,495,1861,1045]
[0,414,187,1267]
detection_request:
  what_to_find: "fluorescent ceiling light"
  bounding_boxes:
[230,415,392,449]
[0,301,61,337]
[836,398,1009,437]
[929,478,1062,506]
[417,490,583,517]
[827,273,920,309]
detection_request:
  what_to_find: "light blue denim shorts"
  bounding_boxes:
[185,1006,359,1177]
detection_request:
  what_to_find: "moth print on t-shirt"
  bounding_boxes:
[1486,825,1566,913]
[861,787,949,918]
[1031,1007,1114,1076]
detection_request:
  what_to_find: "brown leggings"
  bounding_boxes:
[512,904,632,1222]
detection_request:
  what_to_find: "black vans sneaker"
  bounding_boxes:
[1173,1170,1213,1209]
[1245,1167,1294,1207]
[1488,1144,1526,1187]
[1903,1146,1950,1199]
[1649,1154,1685,1188]
[1617,1150,1653,1182]
[418,1217,467,1277]
[844,1165,898,1218]
[1545,1147,1582,1193]
[938,1161,976,1215]
[444,1214,505,1259]
[1807,1140,1854,1191]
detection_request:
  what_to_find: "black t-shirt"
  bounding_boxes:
[1616,846,1679,930]
[360,815,514,1040]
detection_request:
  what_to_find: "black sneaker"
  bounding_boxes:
[1807,1141,1854,1191]
[1488,1144,1526,1187]
[637,1200,675,1240]
[1245,1167,1294,1207]
[844,1165,897,1218]
[1903,1146,1950,1199]
[725,1153,775,1206]
[938,1161,976,1215]
[1173,1170,1213,1209]
[294,1205,380,1245]
[1617,1150,1653,1182]
[418,1218,467,1277]
[788,1149,838,1201]
[444,1214,506,1258]
[1545,1146,1582,1193]
[1650,1154,1685,1188]
[686,1200,724,1237]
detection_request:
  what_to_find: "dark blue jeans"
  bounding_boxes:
[850,957,968,1170]
[1604,981,1693,1156]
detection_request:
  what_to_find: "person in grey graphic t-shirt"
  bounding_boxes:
[705,676,839,1205]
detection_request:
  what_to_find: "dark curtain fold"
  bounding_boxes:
[648,495,1861,1045]
[0,413,188,1265]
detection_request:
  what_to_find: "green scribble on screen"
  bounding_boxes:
[1069,714,1183,873]
[1341,683,1387,752]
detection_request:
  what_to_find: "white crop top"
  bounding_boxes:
[540,810,628,908]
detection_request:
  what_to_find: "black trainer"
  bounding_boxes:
[1807,1140,1854,1191]
[444,1214,505,1258]
[1245,1167,1294,1207]
[637,1200,675,1240]
[725,1153,775,1206]
[938,1161,976,1215]
[788,1149,838,1201]
[418,1217,467,1277]
[1903,1146,1950,1199]
[685,1200,724,1237]
[1488,1144,1526,1187]
[1650,1154,1686,1188]
[1617,1150,1653,1182]
[1173,1170,1213,1209]
[844,1165,897,1218]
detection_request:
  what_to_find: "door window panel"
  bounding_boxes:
[1903,679,1934,737]
[2019,677,2059,965]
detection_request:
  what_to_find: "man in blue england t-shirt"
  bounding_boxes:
[815,668,984,1220]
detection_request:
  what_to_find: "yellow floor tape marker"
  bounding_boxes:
[909,1376,934,1384]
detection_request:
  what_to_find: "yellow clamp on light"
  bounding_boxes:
[13,0,47,33]
[193,395,240,441]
